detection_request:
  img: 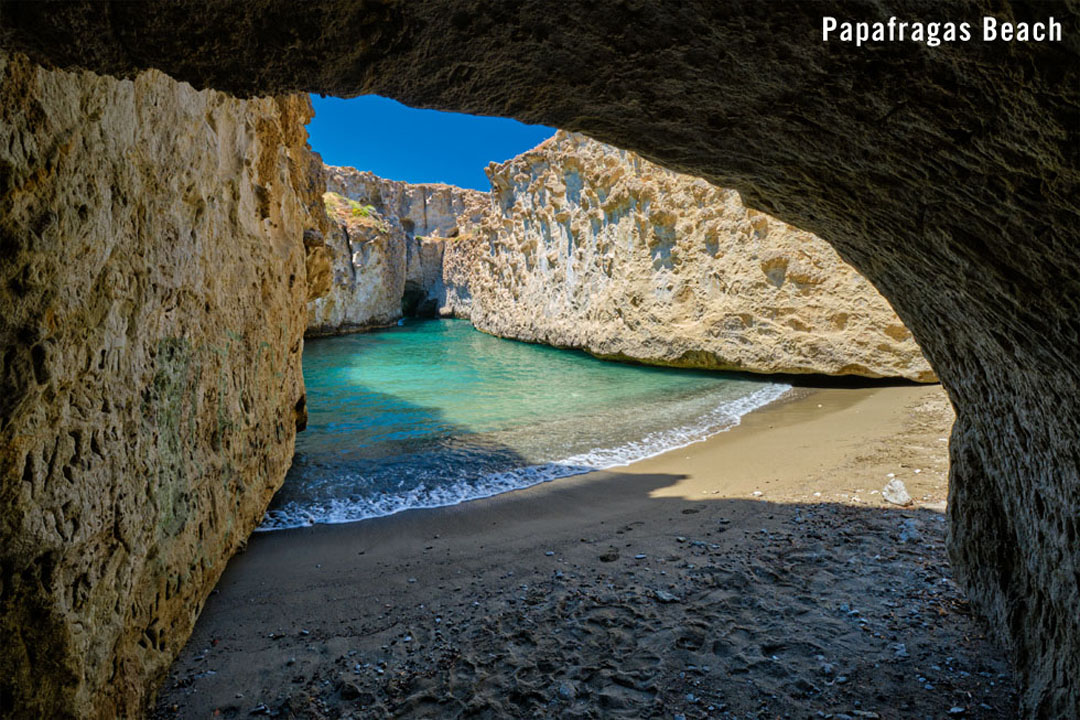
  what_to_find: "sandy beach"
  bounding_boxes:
[153,384,1015,719]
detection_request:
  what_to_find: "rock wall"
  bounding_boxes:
[0,52,326,718]
[446,132,933,381]
[307,166,487,334]
[306,190,410,334]
[3,1,1079,715]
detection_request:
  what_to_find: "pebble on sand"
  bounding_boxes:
[882,478,912,506]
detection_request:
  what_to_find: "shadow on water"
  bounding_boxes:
[269,383,542,528]
[271,321,792,529]
[157,468,1017,719]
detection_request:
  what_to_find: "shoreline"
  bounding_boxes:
[155,384,1016,719]
[259,379,794,532]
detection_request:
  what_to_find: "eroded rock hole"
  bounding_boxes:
[401,279,437,318]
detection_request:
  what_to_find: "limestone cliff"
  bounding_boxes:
[306,166,487,334]
[307,191,407,334]
[0,52,325,718]
[445,132,934,382]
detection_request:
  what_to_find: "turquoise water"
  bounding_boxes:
[260,319,790,530]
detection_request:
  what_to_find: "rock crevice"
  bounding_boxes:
[306,167,487,335]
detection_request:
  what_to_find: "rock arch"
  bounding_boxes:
[2,1,1077,715]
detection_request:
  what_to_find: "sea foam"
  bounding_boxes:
[258,383,790,531]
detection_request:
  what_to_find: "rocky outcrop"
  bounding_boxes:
[0,52,326,718]
[3,1,1079,714]
[319,141,931,382]
[307,191,409,334]
[446,132,933,381]
[307,166,487,334]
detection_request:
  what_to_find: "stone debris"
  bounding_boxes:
[154,491,1016,719]
[899,518,922,544]
[883,478,913,506]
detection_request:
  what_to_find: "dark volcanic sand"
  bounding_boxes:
[154,385,1015,719]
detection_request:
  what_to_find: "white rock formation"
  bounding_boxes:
[443,132,935,381]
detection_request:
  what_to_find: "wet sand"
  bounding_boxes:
[154,384,1015,719]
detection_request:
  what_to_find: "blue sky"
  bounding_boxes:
[307,95,555,191]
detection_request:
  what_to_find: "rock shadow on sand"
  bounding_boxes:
[155,467,1016,719]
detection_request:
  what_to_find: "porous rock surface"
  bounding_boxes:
[446,132,933,381]
[2,1,1079,715]
[307,166,487,334]
[0,52,326,718]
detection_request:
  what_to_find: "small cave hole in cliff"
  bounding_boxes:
[400,279,435,318]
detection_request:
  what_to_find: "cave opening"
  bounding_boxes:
[278,94,955,598]
[5,9,1071,710]
[306,93,555,328]
[225,89,999,718]
[400,279,435,318]
[278,93,835,535]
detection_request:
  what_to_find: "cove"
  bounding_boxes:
[261,319,790,529]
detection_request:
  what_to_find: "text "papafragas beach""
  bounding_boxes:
[822,16,1062,47]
